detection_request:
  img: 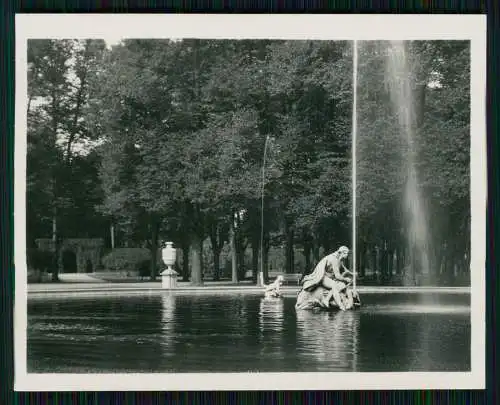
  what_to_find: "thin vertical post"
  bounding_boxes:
[110,223,115,249]
[352,40,358,292]
[260,135,270,286]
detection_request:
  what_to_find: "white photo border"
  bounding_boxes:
[14,13,487,391]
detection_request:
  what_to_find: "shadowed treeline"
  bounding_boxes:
[27,39,470,286]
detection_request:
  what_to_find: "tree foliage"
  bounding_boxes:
[27,38,472,285]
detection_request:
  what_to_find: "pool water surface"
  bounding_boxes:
[27,292,470,373]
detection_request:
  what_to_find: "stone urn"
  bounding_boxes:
[161,242,178,289]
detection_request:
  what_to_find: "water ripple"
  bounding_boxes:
[27,293,471,373]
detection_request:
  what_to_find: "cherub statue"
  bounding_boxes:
[264,275,284,298]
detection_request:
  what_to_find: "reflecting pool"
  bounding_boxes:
[27,292,470,373]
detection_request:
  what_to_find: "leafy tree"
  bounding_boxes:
[28,38,471,287]
[27,39,106,280]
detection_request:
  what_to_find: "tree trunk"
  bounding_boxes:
[251,229,260,284]
[374,246,380,277]
[285,224,295,274]
[230,218,238,283]
[66,42,93,164]
[212,248,221,281]
[381,241,388,281]
[27,94,34,116]
[66,76,87,164]
[263,235,270,284]
[356,242,363,277]
[396,245,402,275]
[182,243,190,281]
[251,243,259,284]
[361,245,367,277]
[110,223,115,249]
[449,237,458,285]
[50,91,60,282]
[388,248,394,278]
[237,244,246,281]
[51,212,60,282]
[149,220,159,281]
[303,242,311,275]
[209,225,223,282]
[312,237,320,263]
[190,233,204,286]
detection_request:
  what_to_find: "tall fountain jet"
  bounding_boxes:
[385,40,430,283]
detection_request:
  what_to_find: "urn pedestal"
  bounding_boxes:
[161,242,178,289]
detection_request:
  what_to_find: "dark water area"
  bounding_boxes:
[27,292,470,373]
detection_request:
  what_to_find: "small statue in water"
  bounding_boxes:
[264,275,284,298]
[295,246,361,311]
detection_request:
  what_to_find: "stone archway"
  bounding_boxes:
[85,259,94,273]
[62,250,77,273]
[36,238,104,274]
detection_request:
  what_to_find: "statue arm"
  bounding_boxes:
[342,263,353,275]
[332,258,351,282]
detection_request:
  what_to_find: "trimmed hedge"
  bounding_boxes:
[27,248,54,273]
[102,248,150,271]
[101,248,166,277]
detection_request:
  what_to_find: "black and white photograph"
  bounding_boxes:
[14,14,486,391]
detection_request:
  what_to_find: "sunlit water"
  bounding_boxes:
[27,292,470,373]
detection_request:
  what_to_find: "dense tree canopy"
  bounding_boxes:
[26,39,471,286]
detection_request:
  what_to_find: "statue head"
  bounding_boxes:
[337,245,349,259]
[276,275,284,284]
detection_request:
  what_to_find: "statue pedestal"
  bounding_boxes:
[161,267,178,289]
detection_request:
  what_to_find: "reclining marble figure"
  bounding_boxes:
[295,246,361,311]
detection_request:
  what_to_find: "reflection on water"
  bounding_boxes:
[363,304,470,314]
[259,297,285,361]
[160,293,176,354]
[259,297,285,334]
[27,293,470,373]
[296,310,360,372]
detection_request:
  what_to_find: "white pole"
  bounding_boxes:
[352,40,358,293]
[110,224,115,249]
[260,135,270,287]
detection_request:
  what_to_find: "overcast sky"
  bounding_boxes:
[104,37,183,48]
[105,38,122,48]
